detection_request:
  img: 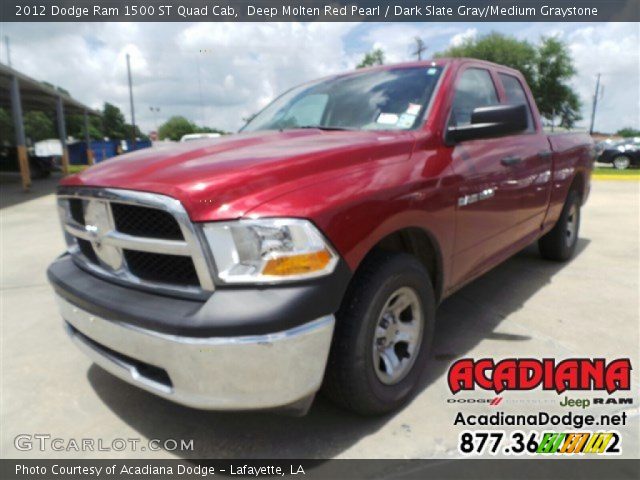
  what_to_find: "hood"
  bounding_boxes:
[62,129,416,221]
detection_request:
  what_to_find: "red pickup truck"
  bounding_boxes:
[48,58,594,415]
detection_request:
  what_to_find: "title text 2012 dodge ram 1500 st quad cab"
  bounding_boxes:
[48,59,594,415]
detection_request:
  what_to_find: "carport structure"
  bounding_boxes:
[0,63,101,190]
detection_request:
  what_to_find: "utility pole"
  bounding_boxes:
[589,73,601,135]
[4,36,11,67]
[126,53,136,149]
[196,53,206,127]
[412,37,427,61]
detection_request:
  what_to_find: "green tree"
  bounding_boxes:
[534,37,580,128]
[437,32,582,128]
[102,102,127,139]
[125,123,149,141]
[616,127,640,137]
[24,111,55,142]
[357,49,385,69]
[437,32,537,85]
[157,116,225,140]
[194,125,226,135]
[158,116,197,141]
[66,114,103,140]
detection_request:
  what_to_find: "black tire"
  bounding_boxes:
[322,251,435,415]
[538,189,581,261]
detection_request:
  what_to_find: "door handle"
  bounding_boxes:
[538,150,552,160]
[501,156,523,166]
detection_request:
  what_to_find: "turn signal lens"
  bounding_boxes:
[262,250,332,276]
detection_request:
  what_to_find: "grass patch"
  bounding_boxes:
[593,167,640,176]
[68,165,89,174]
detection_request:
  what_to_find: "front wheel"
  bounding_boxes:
[538,189,581,261]
[322,252,435,415]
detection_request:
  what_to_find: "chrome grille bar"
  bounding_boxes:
[63,221,191,256]
[57,187,215,296]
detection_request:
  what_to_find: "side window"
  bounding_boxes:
[499,73,534,132]
[449,68,498,127]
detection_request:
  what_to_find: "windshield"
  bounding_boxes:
[242,66,443,132]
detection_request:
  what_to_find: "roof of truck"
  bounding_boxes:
[355,57,524,76]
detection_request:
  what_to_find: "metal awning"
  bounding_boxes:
[0,62,100,115]
[1,62,102,190]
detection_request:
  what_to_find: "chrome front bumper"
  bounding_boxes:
[56,294,335,411]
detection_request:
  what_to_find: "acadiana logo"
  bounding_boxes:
[448,358,632,395]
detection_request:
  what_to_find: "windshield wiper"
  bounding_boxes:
[283,125,352,132]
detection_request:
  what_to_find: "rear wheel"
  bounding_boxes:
[322,251,435,415]
[538,189,581,261]
[613,155,631,170]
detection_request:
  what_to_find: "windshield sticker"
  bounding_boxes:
[406,103,421,115]
[397,113,417,128]
[377,113,399,125]
[427,67,438,75]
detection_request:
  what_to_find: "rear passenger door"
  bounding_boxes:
[497,72,552,230]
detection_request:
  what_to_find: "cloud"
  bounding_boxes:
[359,24,460,63]
[565,23,639,132]
[450,28,478,47]
[3,22,357,133]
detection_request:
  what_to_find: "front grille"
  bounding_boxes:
[57,188,214,296]
[124,250,199,286]
[111,203,183,240]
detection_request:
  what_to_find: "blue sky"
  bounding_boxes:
[2,22,638,134]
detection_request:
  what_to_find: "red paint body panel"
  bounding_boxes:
[61,59,593,300]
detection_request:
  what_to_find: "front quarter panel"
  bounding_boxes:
[245,141,457,293]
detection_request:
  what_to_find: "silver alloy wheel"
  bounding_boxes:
[613,156,631,170]
[372,287,424,385]
[565,203,578,248]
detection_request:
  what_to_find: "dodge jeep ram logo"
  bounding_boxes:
[83,200,123,270]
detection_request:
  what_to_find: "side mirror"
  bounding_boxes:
[447,104,528,144]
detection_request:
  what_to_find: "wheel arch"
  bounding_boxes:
[353,226,445,304]
[570,170,588,205]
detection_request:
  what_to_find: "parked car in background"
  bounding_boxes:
[597,137,640,169]
[180,133,221,142]
[0,143,60,179]
[34,138,63,159]
[49,58,594,416]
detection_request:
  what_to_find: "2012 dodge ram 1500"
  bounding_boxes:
[48,58,594,415]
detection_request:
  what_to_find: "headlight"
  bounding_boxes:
[202,218,338,283]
